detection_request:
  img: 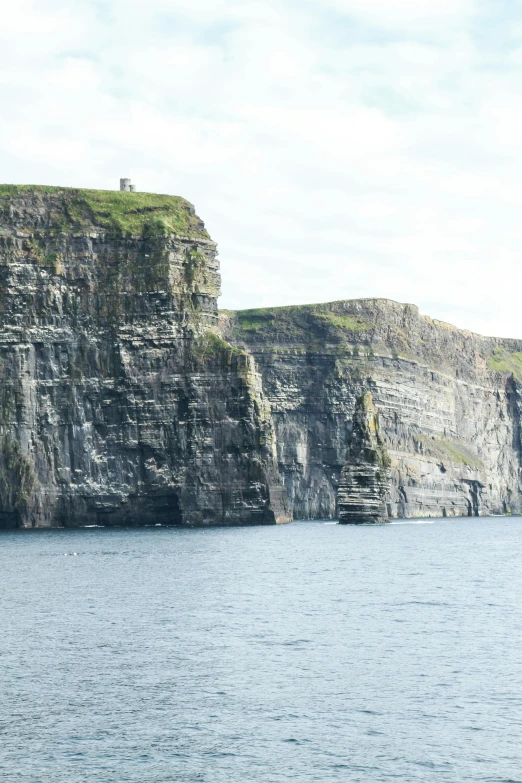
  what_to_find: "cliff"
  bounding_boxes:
[2,184,521,527]
[221,299,522,520]
[0,185,290,528]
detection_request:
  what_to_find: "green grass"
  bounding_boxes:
[314,312,373,331]
[488,348,522,380]
[0,185,209,239]
[193,332,245,363]
[236,311,275,332]
[231,303,373,338]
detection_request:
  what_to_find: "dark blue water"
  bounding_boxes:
[1,517,522,783]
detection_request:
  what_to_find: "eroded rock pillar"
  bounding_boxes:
[338,391,391,524]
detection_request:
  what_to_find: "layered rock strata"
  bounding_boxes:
[338,392,391,524]
[0,185,290,528]
[3,184,522,527]
[222,300,522,520]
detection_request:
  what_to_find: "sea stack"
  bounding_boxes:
[338,392,391,524]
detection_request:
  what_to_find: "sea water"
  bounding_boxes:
[1,517,522,782]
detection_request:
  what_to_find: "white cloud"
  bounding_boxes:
[324,0,475,28]
[0,0,521,337]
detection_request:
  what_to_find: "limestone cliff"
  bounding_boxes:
[3,184,521,526]
[0,185,290,528]
[338,392,391,524]
[221,299,522,520]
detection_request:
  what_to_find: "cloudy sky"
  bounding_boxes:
[1,0,521,337]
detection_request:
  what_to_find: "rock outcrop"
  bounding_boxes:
[338,392,391,524]
[222,299,522,520]
[0,185,291,528]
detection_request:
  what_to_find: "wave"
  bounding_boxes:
[391,520,437,525]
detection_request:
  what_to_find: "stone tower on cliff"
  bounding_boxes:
[120,178,136,192]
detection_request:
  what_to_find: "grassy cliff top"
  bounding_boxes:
[0,185,210,239]
[222,301,374,337]
[222,298,522,344]
[221,299,522,380]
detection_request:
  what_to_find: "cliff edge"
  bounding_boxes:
[0,185,291,527]
[2,183,520,527]
[221,299,522,519]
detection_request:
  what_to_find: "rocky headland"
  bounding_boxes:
[221,299,522,521]
[1,184,521,527]
[0,185,290,527]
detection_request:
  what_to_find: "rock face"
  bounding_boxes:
[0,185,291,528]
[3,184,522,527]
[338,392,391,524]
[222,299,522,520]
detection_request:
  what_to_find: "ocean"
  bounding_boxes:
[1,517,521,782]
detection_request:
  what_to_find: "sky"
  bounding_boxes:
[1,0,522,337]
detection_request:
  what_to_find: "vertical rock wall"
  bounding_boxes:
[0,186,290,527]
[3,186,520,527]
[222,300,522,520]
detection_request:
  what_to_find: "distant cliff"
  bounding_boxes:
[0,185,290,527]
[221,299,522,520]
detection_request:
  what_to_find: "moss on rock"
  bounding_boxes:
[488,349,522,380]
[231,302,373,341]
[418,436,484,470]
[193,332,245,366]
